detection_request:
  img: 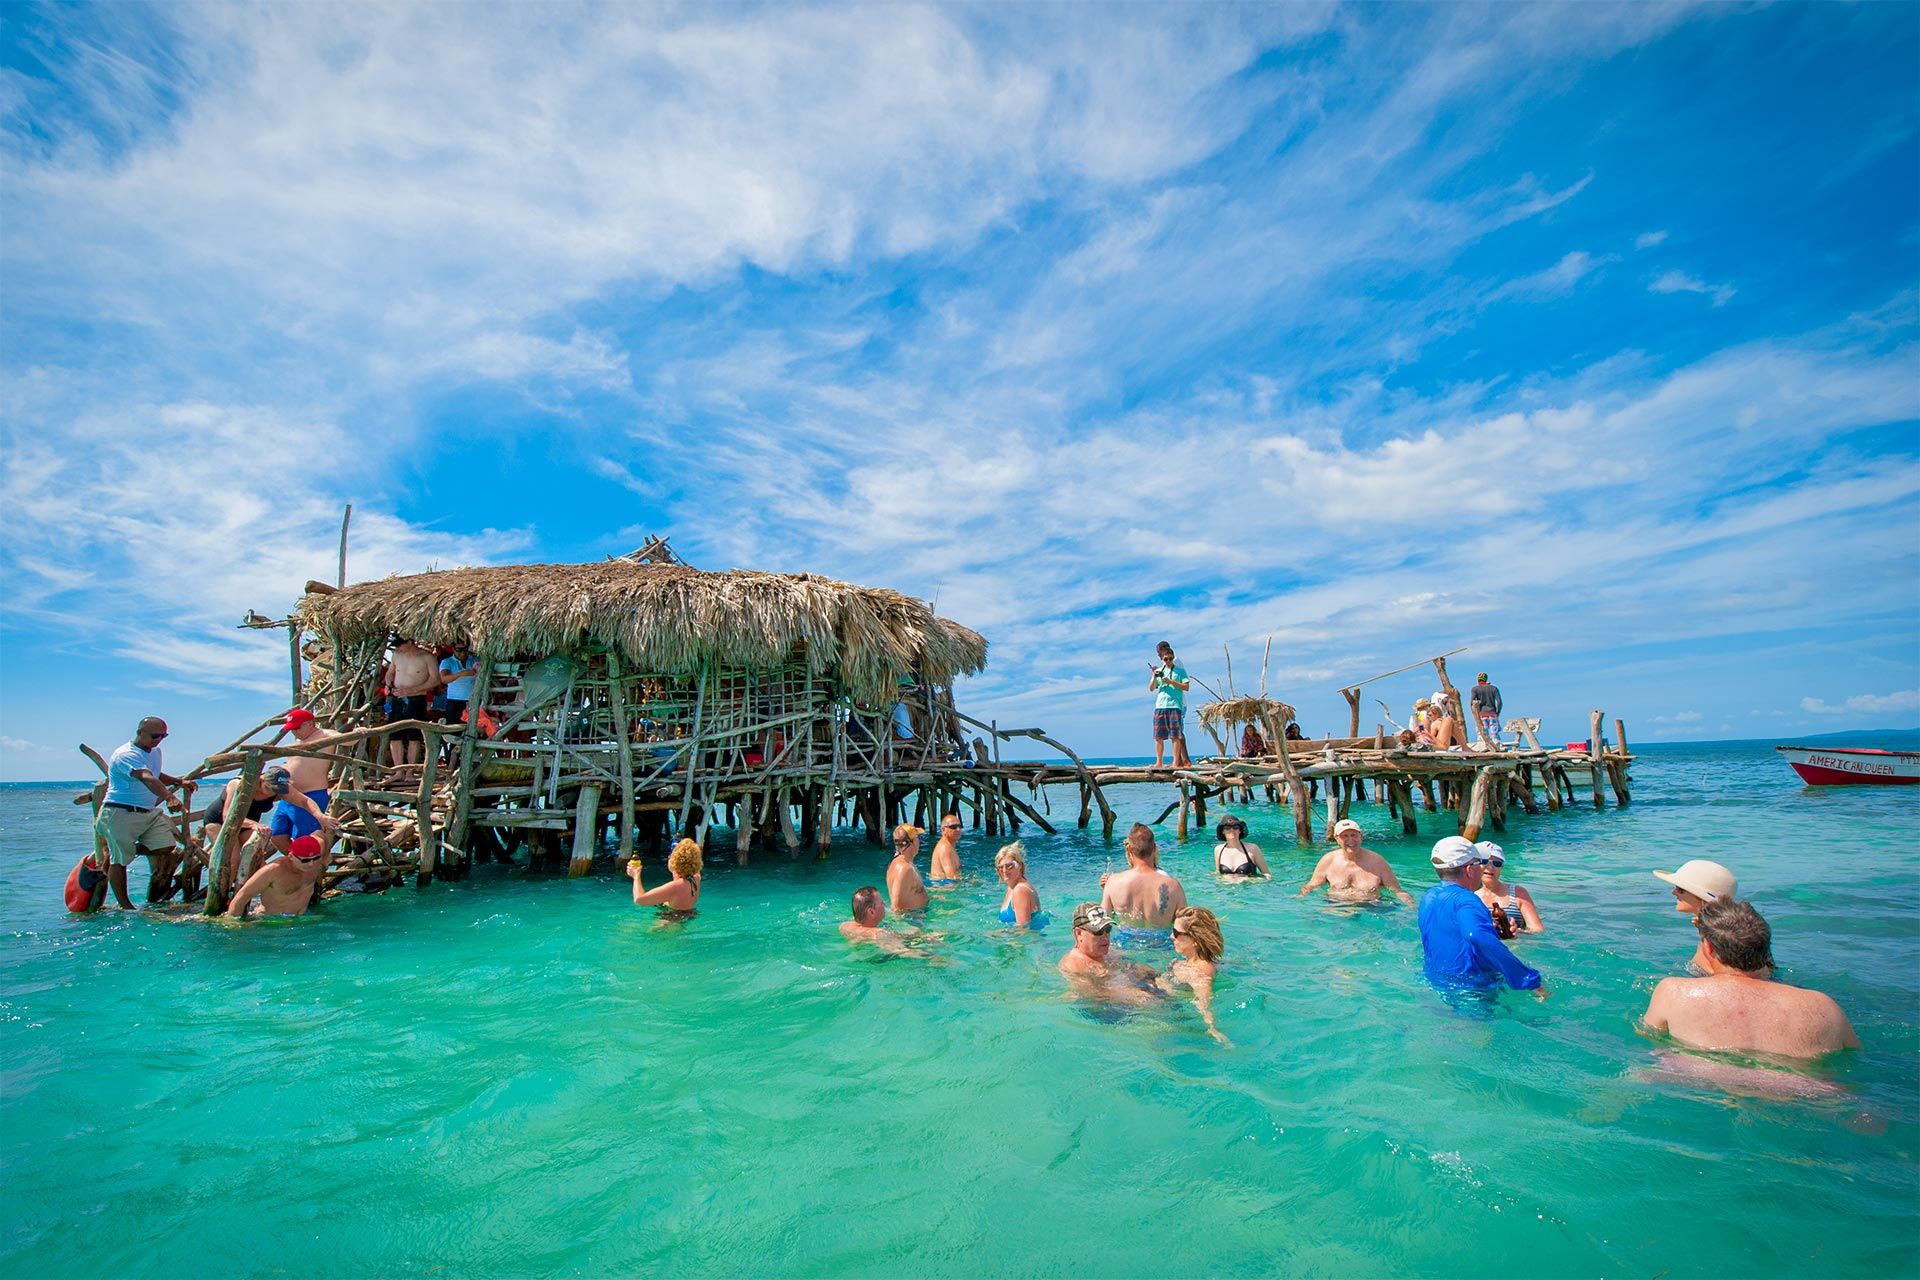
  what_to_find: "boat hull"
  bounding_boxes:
[1777,746,1920,786]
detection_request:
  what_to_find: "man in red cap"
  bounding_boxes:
[267,708,338,855]
[225,832,331,918]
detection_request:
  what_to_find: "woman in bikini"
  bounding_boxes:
[630,837,703,918]
[1474,841,1543,937]
[993,841,1049,929]
[1212,817,1270,878]
[1158,906,1230,1045]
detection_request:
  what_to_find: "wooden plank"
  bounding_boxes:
[568,784,603,876]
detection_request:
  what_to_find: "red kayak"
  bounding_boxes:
[1776,745,1920,786]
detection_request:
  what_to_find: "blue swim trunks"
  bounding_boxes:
[1113,925,1174,950]
[268,789,330,842]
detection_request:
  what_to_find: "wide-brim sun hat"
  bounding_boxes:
[1653,859,1736,901]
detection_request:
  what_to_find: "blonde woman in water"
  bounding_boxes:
[630,837,702,917]
[994,842,1050,929]
[1159,906,1230,1045]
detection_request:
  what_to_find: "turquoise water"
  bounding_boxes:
[3,740,1917,1278]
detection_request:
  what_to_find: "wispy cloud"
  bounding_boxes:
[1635,230,1669,249]
[1649,269,1736,306]
[1800,690,1920,715]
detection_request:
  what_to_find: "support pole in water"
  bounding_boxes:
[569,783,602,877]
[204,749,263,916]
[1589,710,1607,811]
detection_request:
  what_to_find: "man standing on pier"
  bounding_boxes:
[94,717,189,908]
[1149,641,1192,769]
[1470,673,1503,744]
[381,638,439,766]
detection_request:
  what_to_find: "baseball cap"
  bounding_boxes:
[1072,903,1115,934]
[283,708,317,732]
[288,835,325,862]
[1474,840,1505,865]
[262,766,293,796]
[1430,836,1482,870]
[1653,860,1736,902]
[1332,818,1362,837]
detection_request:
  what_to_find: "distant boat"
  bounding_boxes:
[1776,745,1920,786]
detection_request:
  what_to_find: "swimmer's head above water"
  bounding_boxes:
[1072,902,1115,959]
[1123,823,1158,867]
[850,885,885,927]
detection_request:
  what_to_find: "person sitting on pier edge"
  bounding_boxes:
[1148,641,1192,769]
[225,832,331,919]
[267,710,342,857]
[1418,837,1542,995]
[886,823,929,914]
[1300,819,1413,906]
[1470,672,1503,744]
[1058,903,1160,1004]
[1642,899,1856,1058]
[1099,823,1188,946]
[380,638,438,767]
[840,885,921,956]
[928,811,963,886]
[1652,859,1737,917]
[629,837,701,917]
[1239,720,1268,757]
[1474,841,1543,936]
[994,841,1049,929]
[1212,817,1270,878]
[95,717,189,909]
[1158,906,1229,1045]
[1426,695,1464,750]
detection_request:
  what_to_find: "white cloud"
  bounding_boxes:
[1800,690,1920,715]
[1649,269,1736,306]
[1,736,47,753]
[1635,230,1669,249]
[1651,711,1703,724]
[1490,249,1612,300]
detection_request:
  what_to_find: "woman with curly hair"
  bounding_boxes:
[629,837,703,918]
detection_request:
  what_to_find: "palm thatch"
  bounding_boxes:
[299,562,986,702]
[1198,695,1296,732]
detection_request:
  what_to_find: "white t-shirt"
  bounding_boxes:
[105,742,162,808]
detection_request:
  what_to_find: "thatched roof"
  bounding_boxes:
[300,562,987,701]
[1198,695,1297,730]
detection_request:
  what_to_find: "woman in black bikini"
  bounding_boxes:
[1212,818,1270,878]
[630,837,703,918]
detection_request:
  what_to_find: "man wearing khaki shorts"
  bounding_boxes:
[94,717,190,908]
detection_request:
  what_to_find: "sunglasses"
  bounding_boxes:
[941,822,962,829]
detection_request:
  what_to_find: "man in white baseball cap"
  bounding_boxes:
[1417,836,1542,994]
[1652,860,1737,916]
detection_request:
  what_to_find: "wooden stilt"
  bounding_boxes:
[414,728,443,884]
[1589,710,1607,810]
[1461,768,1497,841]
[203,749,263,916]
[735,791,755,863]
[1176,782,1190,841]
[568,783,602,877]
[777,787,801,857]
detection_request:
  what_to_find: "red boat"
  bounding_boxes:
[1776,745,1920,786]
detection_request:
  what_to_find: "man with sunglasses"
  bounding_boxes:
[928,812,964,885]
[1058,903,1161,1004]
[94,717,190,909]
[1417,836,1542,995]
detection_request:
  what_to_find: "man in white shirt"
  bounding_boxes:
[95,717,189,908]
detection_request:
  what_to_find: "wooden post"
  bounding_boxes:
[777,788,800,857]
[1462,768,1497,841]
[1434,656,1491,749]
[203,750,263,916]
[816,783,833,860]
[608,654,636,866]
[1588,710,1607,810]
[1541,763,1561,812]
[1614,718,1630,758]
[288,621,304,707]
[1176,782,1190,841]
[1265,709,1314,844]
[1396,779,1418,835]
[1342,687,1361,738]
[569,783,603,876]
[1078,780,1092,830]
[735,791,755,863]
[415,727,442,884]
[1608,758,1631,807]
[337,503,352,587]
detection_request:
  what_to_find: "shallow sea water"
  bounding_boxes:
[3,739,1917,1278]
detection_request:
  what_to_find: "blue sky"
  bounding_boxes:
[2,0,1916,780]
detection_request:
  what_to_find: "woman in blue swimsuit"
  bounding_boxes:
[994,841,1049,929]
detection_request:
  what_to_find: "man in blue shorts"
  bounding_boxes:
[1418,836,1544,997]
[1149,641,1192,768]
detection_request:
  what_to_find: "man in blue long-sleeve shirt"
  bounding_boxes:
[1419,836,1544,994]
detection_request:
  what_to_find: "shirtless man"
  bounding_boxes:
[1099,824,1188,934]
[928,812,963,884]
[268,709,341,856]
[1058,903,1160,1004]
[885,823,929,914]
[1643,899,1858,1058]
[1299,818,1414,906]
[225,833,330,919]
[202,764,334,899]
[839,885,921,957]
[380,639,439,766]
